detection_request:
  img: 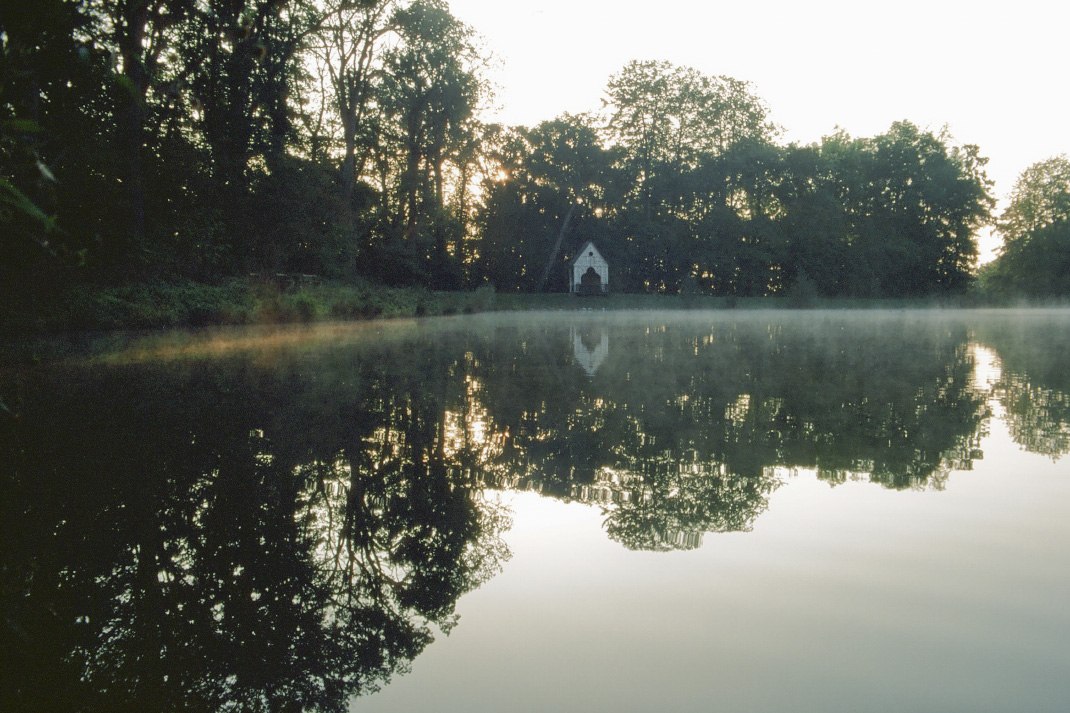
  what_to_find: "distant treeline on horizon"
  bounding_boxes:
[3,0,1068,304]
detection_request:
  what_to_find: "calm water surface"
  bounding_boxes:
[2,310,1068,712]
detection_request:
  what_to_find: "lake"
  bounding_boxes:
[2,309,1069,713]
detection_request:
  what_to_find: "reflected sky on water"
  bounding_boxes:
[2,310,1069,713]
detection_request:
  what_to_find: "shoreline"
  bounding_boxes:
[2,277,1065,338]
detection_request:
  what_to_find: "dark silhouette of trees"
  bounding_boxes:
[1,5,1006,304]
[1,0,489,295]
[982,155,1070,298]
[472,64,993,297]
[367,0,487,288]
[474,115,615,292]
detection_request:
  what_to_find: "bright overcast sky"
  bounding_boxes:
[447,0,1069,259]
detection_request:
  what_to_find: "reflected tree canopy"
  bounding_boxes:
[0,350,511,713]
[2,311,1068,710]
[975,312,1070,458]
[475,314,990,549]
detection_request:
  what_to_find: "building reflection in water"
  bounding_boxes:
[572,324,609,377]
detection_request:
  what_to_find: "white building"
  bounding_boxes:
[569,240,609,295]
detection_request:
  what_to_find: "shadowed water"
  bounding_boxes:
[2,310,1068,712]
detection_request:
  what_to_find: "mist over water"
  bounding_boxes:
[3,310,1069,713]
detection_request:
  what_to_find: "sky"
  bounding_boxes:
[445,0,1070,260]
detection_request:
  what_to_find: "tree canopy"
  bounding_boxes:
[982,155,1070,298]
[0,4,1023,305]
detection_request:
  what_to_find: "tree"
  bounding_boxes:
[311,0,397,202]
[151,0,320,274]
[999,155,1070,243]
[984,156,1070,298]
[602,60,775,223]
[598,61,778,293]
[689,139,787,296]
[0,0,79,270]
[818,122,992,296]
[0,0,137,292]
[179,2,318,183]
[772,144,852,295]
[474,115,615,292]
[97,0,197,249]
[368,0,487,287]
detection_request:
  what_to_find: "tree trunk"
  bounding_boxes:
[116,2,151,256]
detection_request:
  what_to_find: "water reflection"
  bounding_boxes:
[517,315,991,549]
[2,310,1069,711]
[1,354,510,713]
[572,324,609,377]
[974,311,1070,458]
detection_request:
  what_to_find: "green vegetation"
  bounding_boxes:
[0,278,508,333]
[2,275,1014,334]
[981,155,1070,300]
[1,2,1065,334]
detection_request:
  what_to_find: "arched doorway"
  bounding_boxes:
[580,266,603,294]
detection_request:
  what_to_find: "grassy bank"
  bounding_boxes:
[1,278,498,334]
[0,276,1046,336]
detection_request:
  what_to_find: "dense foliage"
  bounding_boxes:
[4,0,1057,308]
[982,155,1070,298]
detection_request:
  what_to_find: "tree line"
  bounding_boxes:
[1,1,1065,301]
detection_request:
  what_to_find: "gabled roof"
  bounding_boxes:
[571,240,606,264]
